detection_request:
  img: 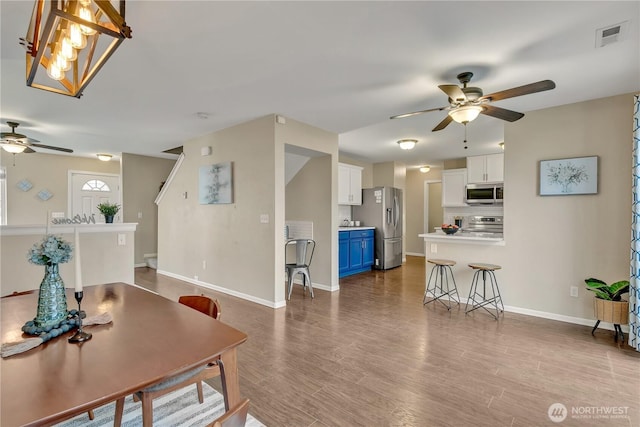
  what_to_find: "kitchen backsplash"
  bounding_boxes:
[442,206,504,228]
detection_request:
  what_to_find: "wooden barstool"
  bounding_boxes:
[466,263,504,320]
[423,259,460,310]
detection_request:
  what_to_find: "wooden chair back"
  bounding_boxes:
[207,398,250,427]
[178,295,221,320]
[1,290,36,298]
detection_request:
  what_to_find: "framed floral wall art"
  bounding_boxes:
[199,161,233,204]
[539,156,598,196]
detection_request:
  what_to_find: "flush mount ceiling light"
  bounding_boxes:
[419,165,431,173]
[20,0,132,98]
[97,153,112,161]
[448,105,484,124]
[499,142,505,150]
[397,139,417,150]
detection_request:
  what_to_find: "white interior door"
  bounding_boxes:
[70,172,121,223]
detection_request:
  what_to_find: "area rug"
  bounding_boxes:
[55,382,264,427]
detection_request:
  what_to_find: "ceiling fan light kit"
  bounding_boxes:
[397,139,417,150]
[20,0,132,98]
[448,105,483,124]
[2,143,28,154]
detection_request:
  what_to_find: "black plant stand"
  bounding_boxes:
[591,320,624,342]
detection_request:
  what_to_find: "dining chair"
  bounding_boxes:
[114,294,226,427]
[285,239,316,300]
[206,398,250,427]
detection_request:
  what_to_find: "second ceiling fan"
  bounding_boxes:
[391,72,556,131]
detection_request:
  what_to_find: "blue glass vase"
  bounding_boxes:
[34,263,68,328]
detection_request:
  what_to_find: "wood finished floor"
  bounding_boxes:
[135,256,639,427]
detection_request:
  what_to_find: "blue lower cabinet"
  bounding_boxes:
[339,229,375,278]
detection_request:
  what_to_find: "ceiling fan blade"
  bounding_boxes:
[438,85,467,102]
[432,115,453,131]
[390,106,448,120]
[481,105,525,122]
[30,143,74,153]
[24,147,36,153]
[480,80,556,102]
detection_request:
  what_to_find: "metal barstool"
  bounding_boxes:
[423,259,460,310]
[466,263,504,320]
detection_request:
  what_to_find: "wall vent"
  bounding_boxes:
[595,21,627,48]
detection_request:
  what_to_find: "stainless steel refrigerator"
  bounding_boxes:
[352,187,403,270]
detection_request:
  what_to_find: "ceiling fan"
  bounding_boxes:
[0,121,73,154]
[390,72,556,132]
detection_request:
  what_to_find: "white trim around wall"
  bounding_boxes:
[406,251,425,257]
[155,153,184,205]
[157,269,287,309]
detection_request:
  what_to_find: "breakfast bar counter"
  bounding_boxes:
[419,232,506,246]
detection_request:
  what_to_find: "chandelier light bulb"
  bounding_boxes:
[46,61,64,80]
[78,4,97,35]
[69,24,87,49]
[53,46,71,72]
[60,33,77,61]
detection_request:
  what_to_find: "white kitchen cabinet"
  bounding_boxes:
[338,163,363,205]
[442,168,468,207]
[467,153,504,183]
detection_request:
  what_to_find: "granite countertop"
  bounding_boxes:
[339,226,375,231]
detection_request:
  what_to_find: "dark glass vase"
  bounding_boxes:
[34,263,68,328]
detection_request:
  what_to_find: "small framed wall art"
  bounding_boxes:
[539,156,598,196]
[199,161,233,204]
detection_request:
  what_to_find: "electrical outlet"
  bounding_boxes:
[202,260,206,270]
[260,214,269,223]
[430,243,437,253]
[570,286,579,297]
[117,234,126,245]
[194,275,199,281]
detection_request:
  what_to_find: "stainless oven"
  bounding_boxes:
[465,183,504,205]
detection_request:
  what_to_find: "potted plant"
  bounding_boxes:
[584,277,630,341]
[97,202,120,223]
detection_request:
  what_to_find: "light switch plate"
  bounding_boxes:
[260,214,269,223]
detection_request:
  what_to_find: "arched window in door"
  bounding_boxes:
[81,179,111,192]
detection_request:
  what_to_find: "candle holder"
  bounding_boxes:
[68,291,92,343]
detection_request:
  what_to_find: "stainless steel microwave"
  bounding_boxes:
[465,183,504,205]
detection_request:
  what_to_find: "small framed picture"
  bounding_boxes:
[539,156,598,196]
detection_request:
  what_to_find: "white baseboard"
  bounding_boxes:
[291,278,339,292]
[134,263,148,268]
[157,269,287,309]
[143,253,158,259]
[405,251,424,257]
[427,293,628,332]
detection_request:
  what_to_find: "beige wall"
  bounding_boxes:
[405,167,443,255]
[1,152,119,225]
[1,226,135,295]
[121,153,176,265]
[501,93,632,318]
[157,114,338,306]
[285,156,332,288]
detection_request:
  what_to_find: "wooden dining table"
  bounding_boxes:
[1,283,248,427]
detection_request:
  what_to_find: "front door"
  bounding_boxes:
[70,172,121,223]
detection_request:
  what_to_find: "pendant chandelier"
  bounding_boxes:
[21,0,132,98]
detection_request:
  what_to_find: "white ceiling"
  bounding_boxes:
[1,1,638,170]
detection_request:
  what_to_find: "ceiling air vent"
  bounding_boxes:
[595,21,627,48]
